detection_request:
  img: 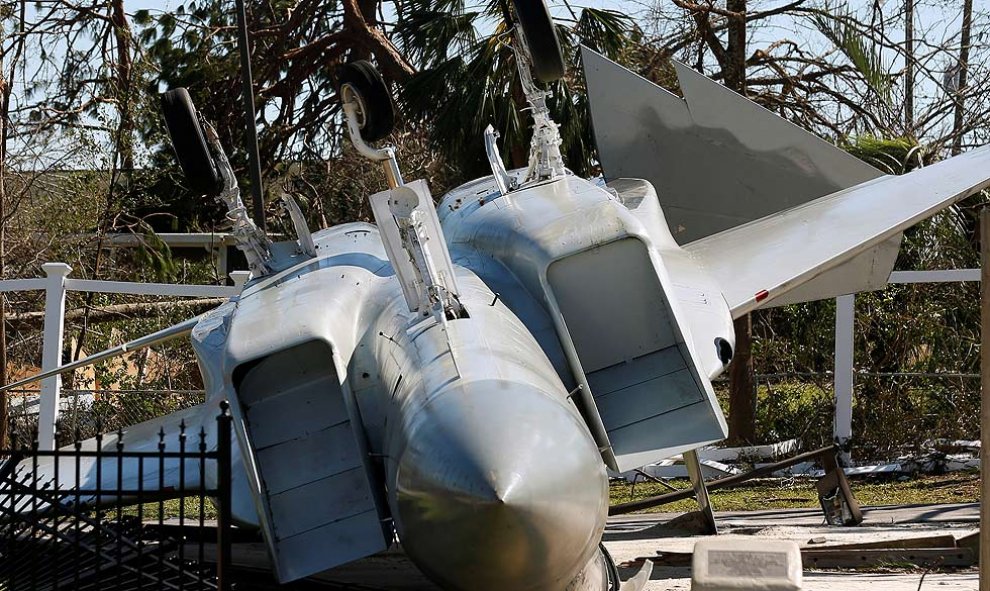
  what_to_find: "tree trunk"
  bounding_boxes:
[951,0,972,156]
[724,0,746,95]
[74,2,136,366]
[904,0,914,134]
[0,1,24,449]
[342,0,414,82]
[728,315,756,444]
[721,0,757,444]
[110,0,134,177]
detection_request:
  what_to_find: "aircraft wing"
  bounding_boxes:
[685,146,990,318]
[2,403,222,511]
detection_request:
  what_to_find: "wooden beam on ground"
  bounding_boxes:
[8,298,224,330]
[609,445,840,515]
[980,207,990,591]
[625,545,977,570]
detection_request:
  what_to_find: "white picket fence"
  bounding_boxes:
[1,261,978,454]
[832,269,980,456]
[0,262,250,450]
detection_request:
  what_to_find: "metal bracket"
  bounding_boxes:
[817,450,863,526]
[201,118,272,276]
[511,32,566,184]
[684,449,719,535]
[281,194,317,258]
[484,125,516,194]
[369,180,464,323]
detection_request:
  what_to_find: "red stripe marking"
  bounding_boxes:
[755,290,769,302]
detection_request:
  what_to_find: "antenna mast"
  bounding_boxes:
[234,0,267,231]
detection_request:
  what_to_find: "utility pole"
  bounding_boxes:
[980,207,990,591]
[722,0,757,444]
[0,26,8,450]
[234,0,267,231]
[904,0,914,134]
[951,0,973,156]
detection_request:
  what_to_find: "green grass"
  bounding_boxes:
[106,474,980,522]
[610,473,980,512]
[119,496,218,521]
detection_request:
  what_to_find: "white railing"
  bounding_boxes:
[2,260,976,454]
[832,269,981,457]
[1,262,249,450]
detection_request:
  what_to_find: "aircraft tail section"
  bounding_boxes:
[581,46,882,243]
[581,47,903,306]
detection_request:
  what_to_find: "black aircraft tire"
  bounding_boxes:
[160,88,223,197]
[337,61,395,142]
[511,0,566,83]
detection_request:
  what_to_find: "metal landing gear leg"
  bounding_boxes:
[685,449,718,535]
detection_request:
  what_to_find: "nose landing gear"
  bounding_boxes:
[600,542,653,591]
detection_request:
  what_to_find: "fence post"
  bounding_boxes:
[216,400,233,590]
[38,263,72,451]
[979,208,990,591]
[229,270,251,291]
[833,294,855,463]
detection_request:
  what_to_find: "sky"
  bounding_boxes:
[10,0,989,169]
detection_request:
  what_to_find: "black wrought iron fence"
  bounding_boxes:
[0,402,232,591]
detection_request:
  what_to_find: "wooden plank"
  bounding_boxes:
[610,445,838,515]
[625,546,978,570]
[190,542,440,590]
[806,535,958,551]
[959,531,978,550]
[803,547,976,569]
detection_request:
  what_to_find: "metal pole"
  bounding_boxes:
[683,449,717,534]
[38,263,71,450]
[234,0,266,231]
[833,294,855,463]
[979,208,990,591]
[216,400,233,591]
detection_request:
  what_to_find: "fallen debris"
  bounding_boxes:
[621,532,977,571]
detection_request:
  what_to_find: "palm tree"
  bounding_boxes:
[395,0,631,179]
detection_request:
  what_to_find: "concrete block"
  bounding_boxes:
[692,538,802,590]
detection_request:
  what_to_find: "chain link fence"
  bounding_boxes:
[7,389,205,445]
[6,372,980,462]
[728,372,981,462]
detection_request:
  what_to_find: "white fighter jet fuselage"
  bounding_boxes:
[191,168,732,589]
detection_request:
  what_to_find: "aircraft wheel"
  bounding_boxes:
[160,88,223,197]
[511,0,566,83]
[337,60,396,142]
[601,542,620,590]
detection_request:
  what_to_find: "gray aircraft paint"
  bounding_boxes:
[580,46,903,307]
[7,52,990,591]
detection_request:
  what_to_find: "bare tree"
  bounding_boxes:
[951,0,972,156]
[904,0,914,134]
[665,0,757,443]
[0,0,28,447]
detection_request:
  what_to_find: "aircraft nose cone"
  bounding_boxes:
[393,381,608,591]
